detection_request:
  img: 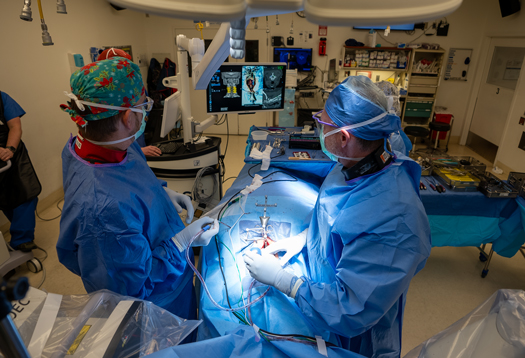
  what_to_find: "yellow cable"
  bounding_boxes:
[37,0,44,20]
[195,22,204,40]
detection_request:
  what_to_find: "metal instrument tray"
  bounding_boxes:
[508,172,525,198]
[479,172,519,198]
[454,156,487,174]
[433,166,481,191]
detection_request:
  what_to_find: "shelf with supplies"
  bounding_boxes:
[401,48,446,128]
[340,47,412,71]
[338,46,413,95]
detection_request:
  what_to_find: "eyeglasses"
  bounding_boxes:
[132,96,154,113]
[73,96,154,115]
[312,110,338,128]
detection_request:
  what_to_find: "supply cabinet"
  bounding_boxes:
[402,48,446,127]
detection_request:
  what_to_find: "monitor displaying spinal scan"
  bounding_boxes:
[206,63,287,114]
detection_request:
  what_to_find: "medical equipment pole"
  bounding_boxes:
[0,277,31,358]
[177,35,195,145]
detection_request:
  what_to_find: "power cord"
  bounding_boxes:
[376,31,395,46]
[223,176,237,184]
[36,199,63,221]
[408,26,434,44]
[192,167,218,205]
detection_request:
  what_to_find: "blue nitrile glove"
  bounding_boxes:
[243,251,304,298]
[262,228,308,265]
[172,217,219,252]
[164,187,194,224]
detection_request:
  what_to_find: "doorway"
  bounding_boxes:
[468,38,525,155]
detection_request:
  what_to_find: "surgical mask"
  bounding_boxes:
[315,109,391,162]
[87,108,147,146]
[319,125,365,162]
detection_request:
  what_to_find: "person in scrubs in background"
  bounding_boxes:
[56,57,218,329]
[244,76,431,358]
[0,91,41,252]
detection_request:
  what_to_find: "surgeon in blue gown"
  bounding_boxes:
[56,58,218,326]
[244,76,432,358]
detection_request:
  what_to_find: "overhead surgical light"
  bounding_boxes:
[107,0,247,22]
[20,0,33,21]
[56,0,67,14]
[304,0,463,26]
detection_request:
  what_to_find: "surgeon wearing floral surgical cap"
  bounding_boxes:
[56,58,219,334]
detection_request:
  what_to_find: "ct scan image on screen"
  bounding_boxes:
[207,63,286,114]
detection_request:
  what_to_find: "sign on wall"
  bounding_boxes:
[444,48,472,81]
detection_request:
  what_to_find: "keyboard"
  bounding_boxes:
[158,141,183,154]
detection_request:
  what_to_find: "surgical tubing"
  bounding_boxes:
[185,229,270,312]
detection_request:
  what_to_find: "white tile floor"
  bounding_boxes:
[5,135,525,356]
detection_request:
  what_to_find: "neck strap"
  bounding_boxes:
[341,140,393,181]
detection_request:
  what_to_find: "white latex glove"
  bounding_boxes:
[262,229,308,265]
[172,217,219,252]
[164,187,194,224]
[243,251,303,298]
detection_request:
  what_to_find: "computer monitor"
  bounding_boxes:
[206,63,287,114]
[353,24,415,31]
[273,48,313,72]
[328,59,337,82]
[160,91,181,138]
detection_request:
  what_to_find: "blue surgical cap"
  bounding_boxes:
[325,76,401,141]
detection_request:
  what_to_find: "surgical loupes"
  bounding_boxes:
[255,195,277,240]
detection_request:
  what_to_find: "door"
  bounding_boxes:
[470,38,525,146]
[229,29,271,135]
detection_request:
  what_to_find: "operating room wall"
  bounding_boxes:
[142,0,489,138]
[481,1,525,172]
[0,0,148,227]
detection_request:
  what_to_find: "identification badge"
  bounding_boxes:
[380,151,391,163]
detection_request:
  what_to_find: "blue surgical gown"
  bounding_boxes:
[295,154,431,358]
[57,137,196,320]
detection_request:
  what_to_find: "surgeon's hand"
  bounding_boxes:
[243,251,303,298]
[142,146,162,157]
[164,187,194,224]
[262,229,308,265]
[172,217,219,252]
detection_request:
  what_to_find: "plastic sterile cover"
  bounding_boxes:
[404,289,525,358]
[5,288,201,358]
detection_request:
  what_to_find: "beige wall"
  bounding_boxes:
[0,0,148,226]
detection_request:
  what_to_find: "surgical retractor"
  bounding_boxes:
[255,195,277,240]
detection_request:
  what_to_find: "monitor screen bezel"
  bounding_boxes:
[206,62,287,115]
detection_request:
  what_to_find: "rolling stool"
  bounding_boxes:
[403,126,430,154]
[429,121,451,152]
